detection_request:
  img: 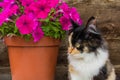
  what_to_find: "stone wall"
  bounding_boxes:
[0,0,120,80]
[0,40,8,67]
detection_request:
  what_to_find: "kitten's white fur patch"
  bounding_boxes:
[68,48,109,80]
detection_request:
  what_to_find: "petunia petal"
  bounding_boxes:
[32,27,44,42]
[16,14,38,34]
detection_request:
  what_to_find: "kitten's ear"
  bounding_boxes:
[87,25,100,35]
[85,16,100,35]
[86,16,96,28]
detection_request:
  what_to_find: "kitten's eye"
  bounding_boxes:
[75,43,80,48]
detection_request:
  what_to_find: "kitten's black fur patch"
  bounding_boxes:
[93,65,108,80]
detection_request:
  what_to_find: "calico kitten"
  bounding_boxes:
[68,16,116,80]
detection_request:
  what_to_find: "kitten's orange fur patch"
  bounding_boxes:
[68,65,78,74]
[68,47,80,54]
[68,47,74,53]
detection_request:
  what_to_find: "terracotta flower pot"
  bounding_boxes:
[4,36,60,80]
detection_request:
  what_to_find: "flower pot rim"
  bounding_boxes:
[4,36,61,47]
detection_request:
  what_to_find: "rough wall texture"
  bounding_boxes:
[0,0,120,80]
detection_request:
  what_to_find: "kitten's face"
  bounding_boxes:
[68,18,102,55]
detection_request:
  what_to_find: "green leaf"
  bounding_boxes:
[44,18,50,23]
[23,34,32,41]
[14,26,18,33]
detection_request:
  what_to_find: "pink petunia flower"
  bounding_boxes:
[0,2,4,8]
[16,14,38,34]
[32,26,44,42]
[0,0,14,9]
[0,9,8,26]
[59,2,70,16]
[4,0,14,2]
[60,16,71,31]
[20,0,34,8]
[70,7,82,25]
[0,11,9,26]
[0,1,14,9]
[48,0,59,8]
[60,3,82,25]
[27,1,51,19]
[24,2,36,16]
[59,2,69,11]
[0,3,19,25]
[8,4,19,16]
